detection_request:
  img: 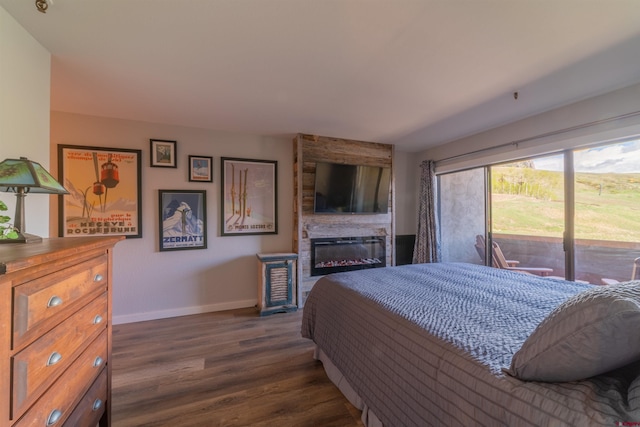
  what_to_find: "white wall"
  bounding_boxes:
[420,82,640,173]
[51,112,293,324]
[0,6,51,237]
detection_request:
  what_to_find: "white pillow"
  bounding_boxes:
[506,280,640,382]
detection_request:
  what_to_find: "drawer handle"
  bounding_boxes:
[92,398,103,411]
[93,315,103,325]
[46,409,62,426]
[94,274,104,282]
[93,356,103,368]
[47,296,63,308]
[46,352,62,366]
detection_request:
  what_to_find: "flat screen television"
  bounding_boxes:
[314,162,391,214]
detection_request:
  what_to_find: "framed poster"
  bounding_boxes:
[58,145,142,238]
[221,157,277,236]
[188,155,213,182]
[150,139,177,168]
[159,190,207,251]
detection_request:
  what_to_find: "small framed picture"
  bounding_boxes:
[150,139,177,168]
[188,155,213,182]
[159,190,207,251]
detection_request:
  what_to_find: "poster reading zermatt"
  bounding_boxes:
[59,145,141,238]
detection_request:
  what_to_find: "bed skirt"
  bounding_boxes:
[314,345,384,427]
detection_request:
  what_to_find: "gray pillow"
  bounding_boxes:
[506,280,640,382]
[630,367,640,409]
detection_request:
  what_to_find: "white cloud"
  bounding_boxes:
[532,154,563,171]
[574,140,640,173]
[532,140,640,173]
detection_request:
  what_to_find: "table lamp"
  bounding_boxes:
[0,157,69,243]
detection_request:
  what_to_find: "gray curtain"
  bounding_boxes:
[413,160,441,263]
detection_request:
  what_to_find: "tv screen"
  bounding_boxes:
[314,162,391,214]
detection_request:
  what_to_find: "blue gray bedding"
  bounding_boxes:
[301,262,640,426]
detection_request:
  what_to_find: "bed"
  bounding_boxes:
[301,262,640,426]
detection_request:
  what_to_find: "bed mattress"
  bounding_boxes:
[301,262,640,426]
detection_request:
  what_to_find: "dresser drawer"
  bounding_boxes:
[12,254,108,349]
[13,330,108,427]
[11,294,107,418]
[63,369,107,427]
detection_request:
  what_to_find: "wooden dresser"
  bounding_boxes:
[0,237,123,427]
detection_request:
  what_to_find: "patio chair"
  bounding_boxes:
[491,241,555,276]
[601,257,640,285]
[475,235,519,267]
[475,235,554,276]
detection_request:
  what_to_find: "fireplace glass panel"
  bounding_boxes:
[311,236,386,276]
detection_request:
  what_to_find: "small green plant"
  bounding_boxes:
[0,200,20,240]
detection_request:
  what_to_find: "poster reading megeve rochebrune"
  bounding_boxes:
[58,145,142,238]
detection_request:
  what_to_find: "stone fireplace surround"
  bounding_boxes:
[293,133,395,304]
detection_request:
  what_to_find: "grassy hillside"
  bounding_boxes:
[491,167,640,241]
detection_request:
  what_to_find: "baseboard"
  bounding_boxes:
[112,299,257,325]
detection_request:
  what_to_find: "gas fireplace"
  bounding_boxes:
[311,236,386,276]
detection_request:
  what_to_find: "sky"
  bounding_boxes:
[533,139,640,173]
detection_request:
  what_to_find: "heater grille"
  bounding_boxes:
[269,266,289,302]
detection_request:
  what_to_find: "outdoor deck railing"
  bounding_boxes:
[494,234,640,284]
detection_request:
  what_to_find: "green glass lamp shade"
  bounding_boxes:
[0,157,68,194]
[0,157,68,243]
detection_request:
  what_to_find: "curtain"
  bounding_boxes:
[413,160,441,263]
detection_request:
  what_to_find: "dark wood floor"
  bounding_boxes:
[111,308,363,427]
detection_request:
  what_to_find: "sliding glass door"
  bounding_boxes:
[573,140,640,284]
[438,138,640,284]
[489,155,566,278]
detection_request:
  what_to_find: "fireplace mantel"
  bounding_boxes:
[303,224,389,239]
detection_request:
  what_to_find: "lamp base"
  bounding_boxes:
[0,232,43,244]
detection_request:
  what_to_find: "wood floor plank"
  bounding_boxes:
[112,309,363,426]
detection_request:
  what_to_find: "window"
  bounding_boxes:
[490,154,565,277]
[573,140,640,283]
[438,138,640,284]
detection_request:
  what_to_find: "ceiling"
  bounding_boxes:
[3,0,640,152]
